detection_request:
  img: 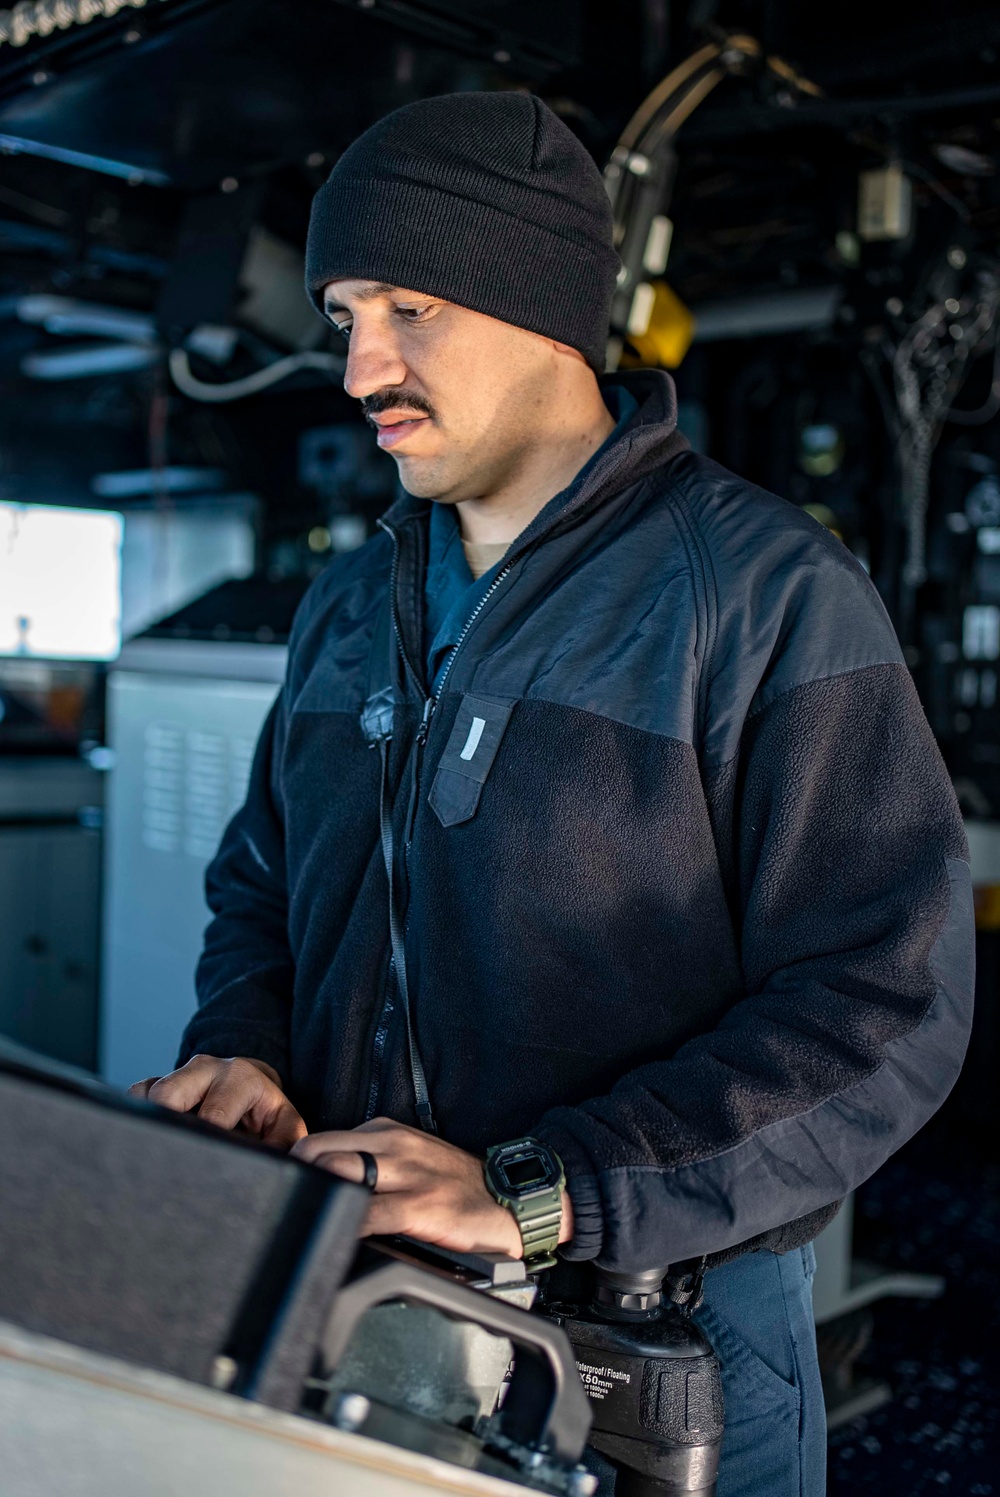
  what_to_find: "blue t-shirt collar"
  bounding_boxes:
[422,383,639,693]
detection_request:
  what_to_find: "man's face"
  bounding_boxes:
[322,280,559,504]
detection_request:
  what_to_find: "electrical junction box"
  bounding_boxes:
[857,165,913,242]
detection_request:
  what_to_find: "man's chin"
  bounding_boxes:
[393,453,461,502]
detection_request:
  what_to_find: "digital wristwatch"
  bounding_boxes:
[484,1137,566,1272]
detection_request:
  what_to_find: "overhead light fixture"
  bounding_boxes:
[21,342,158,379]
[91,467,227,498]
[690,287,842,343]
[0,132,166,184]
[16,294,156,343]
[1,0,152,51]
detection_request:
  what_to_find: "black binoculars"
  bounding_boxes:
[542,1265,725,1497]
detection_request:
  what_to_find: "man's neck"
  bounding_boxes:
[454,395,615,548]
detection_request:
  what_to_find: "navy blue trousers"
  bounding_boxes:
[585,1246,826,1497]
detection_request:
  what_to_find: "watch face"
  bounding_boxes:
[494,1145,557,1196]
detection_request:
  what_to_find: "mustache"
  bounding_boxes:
[361,389,436,426]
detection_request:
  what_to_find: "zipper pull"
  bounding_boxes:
[416,696,434,747]
[404,698,435,851]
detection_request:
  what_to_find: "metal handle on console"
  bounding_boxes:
[321,1261,592,1464]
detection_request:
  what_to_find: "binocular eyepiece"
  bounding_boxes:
[543,1267,724,1497]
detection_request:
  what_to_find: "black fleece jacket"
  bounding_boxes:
[180,369,975,1276]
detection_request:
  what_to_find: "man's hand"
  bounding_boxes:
[128,1055,307,1150]
[290,1117,574,1257]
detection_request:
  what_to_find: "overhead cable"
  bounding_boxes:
[604,33,823,362]
[884,263,1000,620]
[168,346,345,403]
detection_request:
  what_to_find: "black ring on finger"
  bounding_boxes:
[358,1150,379,1191]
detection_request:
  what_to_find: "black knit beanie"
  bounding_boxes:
[305,92,619,374]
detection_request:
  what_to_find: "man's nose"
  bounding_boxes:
[343,327,409,402]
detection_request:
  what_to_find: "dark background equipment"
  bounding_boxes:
[3,0,1000,815]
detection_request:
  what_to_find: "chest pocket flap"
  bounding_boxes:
[428,693,516,828]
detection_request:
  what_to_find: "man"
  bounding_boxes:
[131,93,974,1495]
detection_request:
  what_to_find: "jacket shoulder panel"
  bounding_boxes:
[666,452,903,765]
[458,479,705,745]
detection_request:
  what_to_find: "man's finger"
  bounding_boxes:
[302,1150,367,1183]
[258,1099,308,1151]
[147,1056,219,1113]
[361,1191,422,1237]
[196,1066,269,1132]
[302,1147,408,1191]
[291,1130,372,1164]
[127,1077,161,1099]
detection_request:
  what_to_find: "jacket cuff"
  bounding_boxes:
[535,1123,604,1261]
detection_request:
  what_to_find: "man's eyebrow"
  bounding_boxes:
[323,282,401,316]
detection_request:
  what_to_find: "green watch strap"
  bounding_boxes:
[508,1192,564,1271]
[484,1138,566,1272]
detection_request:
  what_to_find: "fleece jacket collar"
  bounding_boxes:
[382,368,689,557]
[381,368,690,696]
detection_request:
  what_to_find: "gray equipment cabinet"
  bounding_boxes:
[101,639,284,1089]
[0,758,104,1071]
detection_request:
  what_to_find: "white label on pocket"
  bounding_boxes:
[459,715,486,761]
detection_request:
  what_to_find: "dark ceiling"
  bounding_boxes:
[0,0,584,189]
[2,0,999,191]
[2,0,1000,516]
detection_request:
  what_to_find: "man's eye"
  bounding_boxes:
[397,306,434,322]
[332,322,352,341]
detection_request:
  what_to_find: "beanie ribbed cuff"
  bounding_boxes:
[308,176,615,372]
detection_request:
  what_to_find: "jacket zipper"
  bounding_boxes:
[364,522,407,1121]
[399,558,516,857]
[365,954,395,1121]
[431,559,516,708]
[363,521,517,1121]
[378,516,424,695]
